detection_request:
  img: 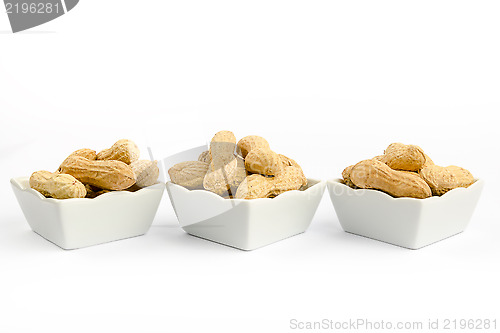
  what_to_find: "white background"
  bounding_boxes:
[1,1,499,332]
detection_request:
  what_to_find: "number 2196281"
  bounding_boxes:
[444,319,497,330]
[5,2,61,14]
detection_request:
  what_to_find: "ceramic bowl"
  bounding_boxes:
[11,177,165,249]
[164,146,325,250]
[327,178,484,249]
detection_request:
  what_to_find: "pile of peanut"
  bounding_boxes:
[30,139,160,199]
[342,143,475,199]
[168,131,307,199]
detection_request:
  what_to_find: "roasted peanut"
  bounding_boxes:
[350,159,432,199]
[238,138,306,196]
[244,147,282,176]
[59,156,136,190]
[66,148,97,160]
[237,135,282,176]
[198,150,211,163]
[97,139,140,164]
[380,143,426,172]
[279,153,307,188]
[57,148,97,172]
[208,131,237,171]
[169,161,209,189]
[173,131,307,199]
[231,155,248,193]
[131,160,159,188]
[235,166,307,199]
[342,165,356,188]
[237,135,270,158]
[30,170,86,199]
[279,154,301,168]
[342,155,388,188]
[204,131,246,195]
[419,165,475,195]
[203,157,247,196]
[423,153,434,168]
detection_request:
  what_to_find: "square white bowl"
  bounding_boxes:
[327,178,484,249]
[11,177,165,250]
[164,146,326,250]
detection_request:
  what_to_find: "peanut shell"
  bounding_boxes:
[30,170,86,199]
[204,157,246,196]
[209,131,236,171]
[423,153,434,168]
[342,165,356,188]
[97,139,140,164]
[60,156,136,190]
[169,161,209,189]
[237,135,270,158]
[279,154,301,169]
[419,165,475,195]
[350,159,432,199]
[380,143,426,172]
[204,131,243,195]
[57,148,97,172]
[245,147,282,176]
[198,150,211,163]
[131,160,160,188]
[235,166,306,199]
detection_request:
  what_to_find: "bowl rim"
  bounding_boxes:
[10,176,165,204]
[167,178,325,203]
[327,178,483,202]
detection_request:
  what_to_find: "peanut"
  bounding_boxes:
[169,161,209,190]
[198,150,211,163]
[57,148,97,172]
[342,165,356,188]
[235,166,307,199]
[350,159,432,199]
[173,131,307,199]
[30,170,86,199]
[59,156,136,190]
[237,135,270,158]
[279,154,307,187]
[131,160,160,188]
[423,153,434,168]
[228,155,248,195]
[279,154,301,168]
[208,131,237,171]
[342,155,391,188]
[380,143,426,172]
[342,154,387,189]
[203,157,247,196]
[97,139,140,164]
[238,135,304,180]
[419,165,475,195]
[204,131,246,195]
[245,147,282,176]
[66,148,97,160]
[239,140,306,194]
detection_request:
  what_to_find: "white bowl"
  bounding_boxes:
[11,177,165,249]
[163,146,325,250]
[327,178,484,249]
